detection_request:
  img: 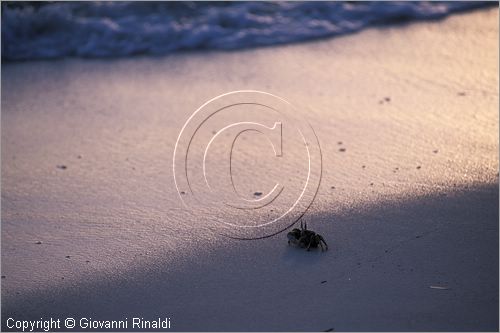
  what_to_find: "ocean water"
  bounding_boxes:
[2,1,495,61]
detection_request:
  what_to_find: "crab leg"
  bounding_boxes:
[318,235,328,251]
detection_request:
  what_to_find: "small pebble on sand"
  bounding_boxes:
[35,241,42,245]
[430,285,449,290]
[65,255,71,259]
[339,148,346,152]
[254,192,263,196]
[56,165,67,170]
[416,166,421,169]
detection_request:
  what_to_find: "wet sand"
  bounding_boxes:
[1,8,498,331]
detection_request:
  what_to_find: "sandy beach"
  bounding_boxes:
[1,7,498,332]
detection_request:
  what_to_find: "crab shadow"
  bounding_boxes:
[281,244,328,266]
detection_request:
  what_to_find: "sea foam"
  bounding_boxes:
[1,1,494,61]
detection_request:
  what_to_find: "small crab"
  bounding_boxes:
[287,219,328,251]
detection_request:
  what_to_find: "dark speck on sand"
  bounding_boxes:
[417,165,422,169]
[458,92,466,96]
[321,280,327,284]
[1,276,5,279]
[337,141,342,145]
[433,149,439,153]
[384,97,391,102]
[339,148,346,152]
[324,328,334,332]
[56,165,67,170]
[35,241,42,244]
[254,192,263,196]
[65,255,71,259]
